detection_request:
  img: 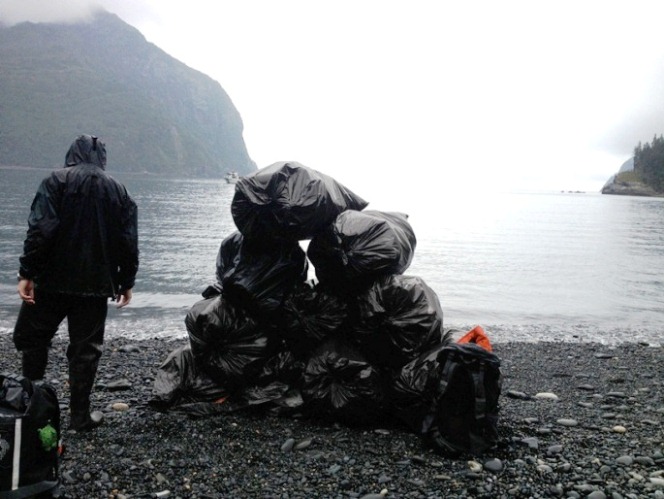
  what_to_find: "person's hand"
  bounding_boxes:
[17,279,35,305]
[116,288,133,308]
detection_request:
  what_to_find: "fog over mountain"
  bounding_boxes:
[0,9,256,177]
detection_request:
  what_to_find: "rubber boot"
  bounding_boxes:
[21,348,48,381]
[68,361,103,432]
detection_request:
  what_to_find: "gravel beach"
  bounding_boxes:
[1,333,662,499]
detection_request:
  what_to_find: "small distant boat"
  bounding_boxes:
[225,171,240,184]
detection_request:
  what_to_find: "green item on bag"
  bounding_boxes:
[38,423,58,451]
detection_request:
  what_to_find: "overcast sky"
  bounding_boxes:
[3,0,664,200]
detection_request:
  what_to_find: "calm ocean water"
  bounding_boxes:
[1,166,663,345]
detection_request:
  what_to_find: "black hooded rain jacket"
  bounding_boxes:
[18,135,139,298]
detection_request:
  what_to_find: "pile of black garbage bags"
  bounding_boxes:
[151,161,452,434]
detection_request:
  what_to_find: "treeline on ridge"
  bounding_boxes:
[634,135,664,192]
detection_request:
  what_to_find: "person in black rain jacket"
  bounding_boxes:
[13,134,139,431]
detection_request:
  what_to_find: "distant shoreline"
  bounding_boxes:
[0,164,54,171]
[0,164,232,180]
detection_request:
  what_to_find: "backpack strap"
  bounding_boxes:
[11,418,22,491]
[471,361,487,422]
[420,354,459,435]
[437,351,457,395]
[439,349,489,424]
[0,373,33,396]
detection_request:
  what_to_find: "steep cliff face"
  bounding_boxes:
[0,11,256,177]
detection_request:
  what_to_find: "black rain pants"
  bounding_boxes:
[13,289,108,420]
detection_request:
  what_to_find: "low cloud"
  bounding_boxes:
[595,60,664,156]
[0,0,102,26]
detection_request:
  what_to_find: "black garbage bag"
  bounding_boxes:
[228,350,306,415]
[185,296,275,391]
[308,210,416,293]
[301,337,385,426]
[221,236,308,317]
[202,231,243,298]
[350,274,449,369]
[150,345,231,416]
[279,282,349,358]
[231,161,369,240]
[235,382,303,414]
[254,349,306,388]
[386,342,450,432]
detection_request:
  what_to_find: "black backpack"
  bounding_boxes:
[422,343,501,456]
[0,373,61,499]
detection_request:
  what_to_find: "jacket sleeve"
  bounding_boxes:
[117,192,139,291]
[19,175,62,280]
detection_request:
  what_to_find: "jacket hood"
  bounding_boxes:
[64,134,107,169]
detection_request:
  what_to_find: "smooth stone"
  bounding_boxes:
[607,391,627,398]
[634,456,655,466]
[616,455,633,466]
[577,384,596,391]
[111,402,129,411]
[467,460,482,473]
[104,378,132,391]
[547,444,563,455]
[556,462,572,472]
[326,464,341,475]
[281,438,295,452]
[535,392,559,400]
[650,477,664,486]
[507,390,530,399]
[612,425,627,433]
[521,437,539,450]
[537,464,553,473]
[359,491,388,499]
[483,458,503,473]
[557,418,578,427]
[294,438,312,450]
[62,471,76,484]
[90,411,104,423]
[587,492,607,499]
[578,402,593,408]
[595,353,614,359]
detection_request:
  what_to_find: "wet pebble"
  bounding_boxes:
[111,402,130,411]
[535,392,559,400]
[280,438,295,452]
[483,458,503,473]
[557,418,578,426]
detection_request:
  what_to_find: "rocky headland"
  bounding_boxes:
[600,176,663,197]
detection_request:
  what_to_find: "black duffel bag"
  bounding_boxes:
[0,373,61,498]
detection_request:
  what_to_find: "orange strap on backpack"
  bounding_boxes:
[456,325,493,352]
